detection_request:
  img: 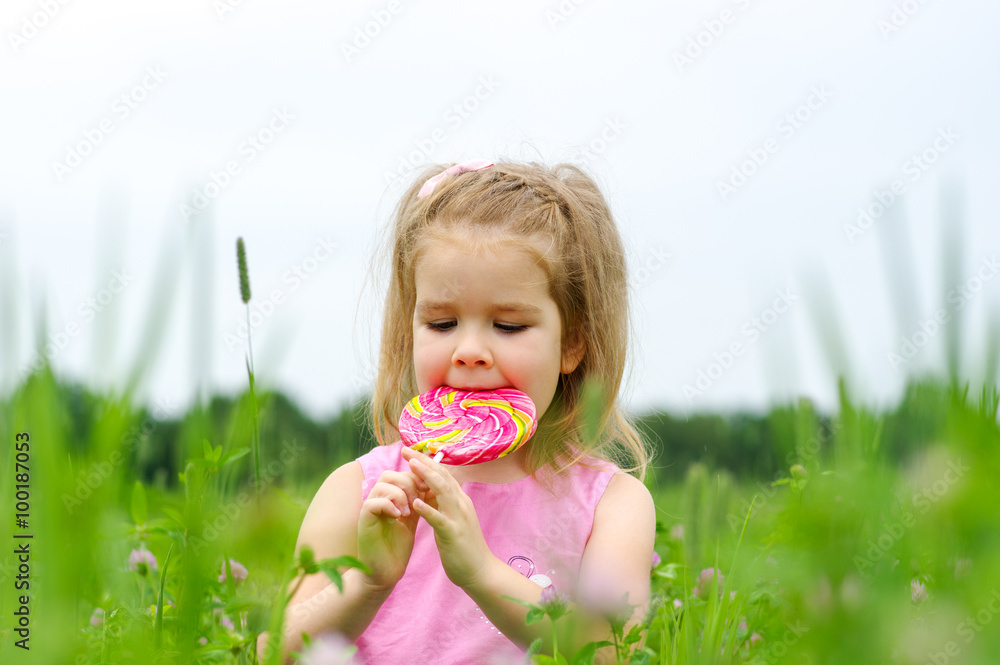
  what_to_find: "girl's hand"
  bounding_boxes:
[401,446,496,591]
[357,469,427,590]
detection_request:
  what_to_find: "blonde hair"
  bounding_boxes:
[368,160,651,482]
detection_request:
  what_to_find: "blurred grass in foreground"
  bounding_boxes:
[2,366,998,664]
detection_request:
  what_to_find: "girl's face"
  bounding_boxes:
[411,235,584,421]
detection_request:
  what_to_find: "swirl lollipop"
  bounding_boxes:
[398,386,537,465]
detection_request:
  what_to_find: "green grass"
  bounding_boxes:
[2,366,998,664]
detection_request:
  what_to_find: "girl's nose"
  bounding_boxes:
[452,329,493,368]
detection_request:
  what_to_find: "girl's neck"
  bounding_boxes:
[445,446,531,485]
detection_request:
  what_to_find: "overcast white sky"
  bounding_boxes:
[1,0,998,421]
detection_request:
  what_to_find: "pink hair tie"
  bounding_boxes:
[417,160,493,199]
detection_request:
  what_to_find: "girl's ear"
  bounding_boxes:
[561,328,586,375]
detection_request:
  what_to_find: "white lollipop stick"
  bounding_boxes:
[432,451,444,463]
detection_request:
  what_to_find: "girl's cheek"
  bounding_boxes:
[415,349,447,387]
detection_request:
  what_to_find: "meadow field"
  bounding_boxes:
[2,363,998,665]
[2,238,999,665]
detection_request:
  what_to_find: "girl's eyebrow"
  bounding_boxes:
[414,301,543,317]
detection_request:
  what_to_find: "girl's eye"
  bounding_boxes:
[425,321,527,333]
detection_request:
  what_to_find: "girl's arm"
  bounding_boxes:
[468,472,657,657]
[256,460,422,663]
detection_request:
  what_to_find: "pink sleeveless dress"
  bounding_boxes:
[354,441,619,665]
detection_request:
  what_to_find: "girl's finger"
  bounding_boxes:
[407,458,439,498]
[376,470,424,504]
[408,458,469,518]
[361,496,402,519]
[411,496,445,529]
[400,446,444,478]
[420,487,438,510]
[407,455,452,493]
[368,483,411,516]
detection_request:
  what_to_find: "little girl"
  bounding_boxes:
[259,160,655,664]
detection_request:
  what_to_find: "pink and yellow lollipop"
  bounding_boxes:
[398,386,537,465]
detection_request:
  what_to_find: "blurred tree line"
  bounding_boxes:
[49,377,955,492]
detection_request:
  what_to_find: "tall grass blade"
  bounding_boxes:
[940,181,964,386]
[123,222,184,401]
